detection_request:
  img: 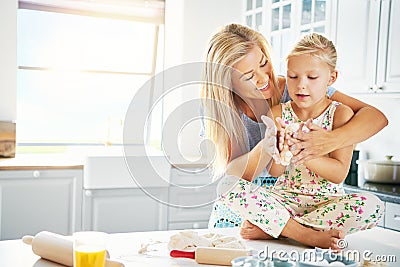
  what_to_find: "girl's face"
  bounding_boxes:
[287,54,337,110]
[231,45,274,101]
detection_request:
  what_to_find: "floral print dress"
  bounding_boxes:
[218,101,384,238]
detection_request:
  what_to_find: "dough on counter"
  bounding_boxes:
[167,231,246,251]
[137,240,162,254]
[167,231,211,250]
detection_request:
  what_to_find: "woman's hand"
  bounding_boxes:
[275,117,286,152]
[288,119,337,164]
[261,115,280,163]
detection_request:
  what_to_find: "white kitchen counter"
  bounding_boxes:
[0,154,84,170]
[1,227,400,267]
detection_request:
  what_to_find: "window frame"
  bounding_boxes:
[16,0,165,151]
[244,0,337,74]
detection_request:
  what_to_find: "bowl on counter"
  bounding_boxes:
[358,156,400,184]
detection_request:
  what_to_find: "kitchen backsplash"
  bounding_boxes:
[355,94,400,161]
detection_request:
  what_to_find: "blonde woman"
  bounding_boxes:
[201,24,387,249]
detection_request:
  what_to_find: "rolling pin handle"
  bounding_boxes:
[170,250,195,259]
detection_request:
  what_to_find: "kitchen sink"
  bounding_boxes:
[84,146,171,189]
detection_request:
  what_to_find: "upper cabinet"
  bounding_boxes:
[245,0,400,94]
[334,0,400,94]
[378,0,400,92]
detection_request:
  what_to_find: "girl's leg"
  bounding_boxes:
[208,201,243,228]
[217,175,291,239]
[298,192,384,234]
[210,176,278,229]
[217,176,345,250]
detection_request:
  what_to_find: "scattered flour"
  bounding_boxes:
[167,231,246,251]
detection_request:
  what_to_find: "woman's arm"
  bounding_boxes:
[268,105,287,177]
[303,104,355,183]
[290,91,388,164]
[226,115,279,182]
[226,139,272,182]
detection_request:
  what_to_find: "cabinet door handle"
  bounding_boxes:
[394,215,400,221]
[33,170,41,178]
[192,222,200,229]
[85,190,93,197]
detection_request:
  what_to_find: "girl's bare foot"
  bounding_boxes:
[240,220,274,240]
[311,229,345,252]
[239,219,345,251]
[280,219,345,251]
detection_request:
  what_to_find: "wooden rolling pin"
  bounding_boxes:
[22,231,124,267]
[170,246,252,265]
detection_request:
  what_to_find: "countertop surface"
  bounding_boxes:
[1,227,400,267]
[0,154,84,170]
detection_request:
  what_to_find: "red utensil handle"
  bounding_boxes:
[170,250,196,259]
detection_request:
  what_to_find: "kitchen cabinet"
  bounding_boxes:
[0,169,82,240]
[335,0,400,94]
[82,187,168,233]
[384,202,400,231]
[167,166,216,230]
[377,202,385,228]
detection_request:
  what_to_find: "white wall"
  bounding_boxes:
[354,95,400,161]
[165,0,243,66]
[0,0,17,121]
[164,0,242,162]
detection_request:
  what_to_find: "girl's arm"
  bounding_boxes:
[291,91,388,164]
[303,104,355,184]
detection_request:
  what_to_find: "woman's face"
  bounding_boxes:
[286,54,336,110]
[231,45,274,101]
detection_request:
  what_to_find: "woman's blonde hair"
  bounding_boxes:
[287,33,337,71]
[200,24,280,177]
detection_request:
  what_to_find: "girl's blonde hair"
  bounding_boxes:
[200,24,280,177]
[287,33,337,71]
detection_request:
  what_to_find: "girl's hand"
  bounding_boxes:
[261,115,280,163]
[289,119,336,164]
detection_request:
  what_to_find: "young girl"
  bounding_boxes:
[217,33,384,250]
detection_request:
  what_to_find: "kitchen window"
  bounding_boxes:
[17,0,164,153]
[244,0,336,74]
